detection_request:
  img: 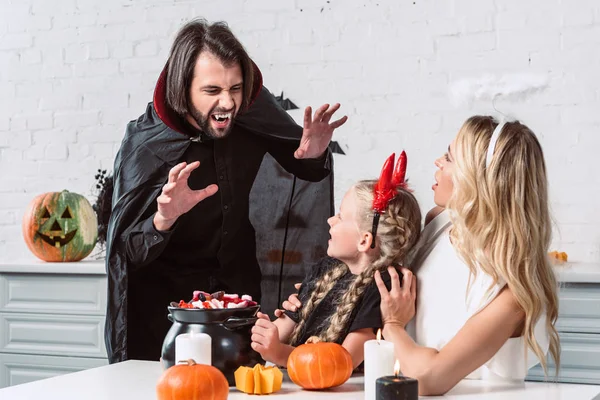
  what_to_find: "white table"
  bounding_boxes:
[0,360,599,399]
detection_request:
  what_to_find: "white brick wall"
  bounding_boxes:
[1,0,599,263]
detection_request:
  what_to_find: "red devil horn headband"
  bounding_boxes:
[392,151,407,188]
[372,151,407,212]
[370,151,408,248]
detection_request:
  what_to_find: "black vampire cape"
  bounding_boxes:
[104,63,335,363]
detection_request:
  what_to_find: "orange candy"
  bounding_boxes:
[549,251,568,263]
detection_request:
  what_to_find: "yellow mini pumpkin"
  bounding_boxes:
[235,363,283,395]
[549,250,568,263]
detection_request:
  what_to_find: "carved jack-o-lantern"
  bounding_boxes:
[22,190,98,262]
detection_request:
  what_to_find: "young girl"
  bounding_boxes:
[375,116,560,395]
[250,152,422,369]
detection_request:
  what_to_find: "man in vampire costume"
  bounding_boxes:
[104,19,347,363]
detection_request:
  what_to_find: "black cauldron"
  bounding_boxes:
[161,305,263,386]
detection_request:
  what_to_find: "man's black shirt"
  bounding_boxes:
[124,122,330,360]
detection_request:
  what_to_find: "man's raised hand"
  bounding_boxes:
[153,161,218,231]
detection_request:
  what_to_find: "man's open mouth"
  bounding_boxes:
[211,112,232,122]
[37,230,77,248]
[211,112,232,126]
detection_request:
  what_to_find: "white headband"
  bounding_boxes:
[485,119,507,168]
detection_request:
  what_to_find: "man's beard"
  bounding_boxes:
[189,106,236,140]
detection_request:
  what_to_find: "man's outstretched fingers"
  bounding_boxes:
[313,104,329,121]
[303,106,312,128]
[168,162,187,183]
[177,161,200,182]
[330,115,348,129]
[193,184,219,203]
[321,103,340,123]
[161,182,176,195]
[156,193,171,206]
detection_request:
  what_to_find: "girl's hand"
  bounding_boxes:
[374,266,417,328]
[251,312,283,363]
[274,283,302,317]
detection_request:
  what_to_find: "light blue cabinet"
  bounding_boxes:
[0,261,108,388]
[526,264,600,385]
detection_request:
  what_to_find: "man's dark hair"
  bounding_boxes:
[165,18,255,114]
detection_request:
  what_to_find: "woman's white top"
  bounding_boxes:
[406,209,549,381]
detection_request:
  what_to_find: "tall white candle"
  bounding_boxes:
[175,332,212,365]
[364,329,395,400]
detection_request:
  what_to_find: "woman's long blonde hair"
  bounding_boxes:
[448,116,560,375]
[289,181,422,346]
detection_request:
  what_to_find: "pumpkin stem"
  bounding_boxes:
[177,359,197,366]
[306,336,321,344]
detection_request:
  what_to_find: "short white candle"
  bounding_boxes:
[364,329,395,400]
[175,332,212,365]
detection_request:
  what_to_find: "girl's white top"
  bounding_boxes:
[406,209,549,381]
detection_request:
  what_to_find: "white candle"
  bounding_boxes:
[364,329,395,400]
[175,332,212,365]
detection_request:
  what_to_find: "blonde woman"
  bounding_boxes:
[375,116,560,395]
[250,154,422,369]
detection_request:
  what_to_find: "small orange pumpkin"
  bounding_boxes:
[156,359,228,400]
[287,336,353,390]
[235,363,283,394]
[549,250,568,263]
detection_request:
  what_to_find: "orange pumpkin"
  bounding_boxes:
[235,363,283,394]
[549,250,568,263]
[156,359,228,400]
[287,336,353,389]
[22,190,98,262]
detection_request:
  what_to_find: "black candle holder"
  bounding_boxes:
[375,375,418,400]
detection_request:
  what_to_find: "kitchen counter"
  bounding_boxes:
[0,360,599,400]
[1,261,594,298]
[553,261,600,283]
[1,259,597,282]
[0,258,105,274]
